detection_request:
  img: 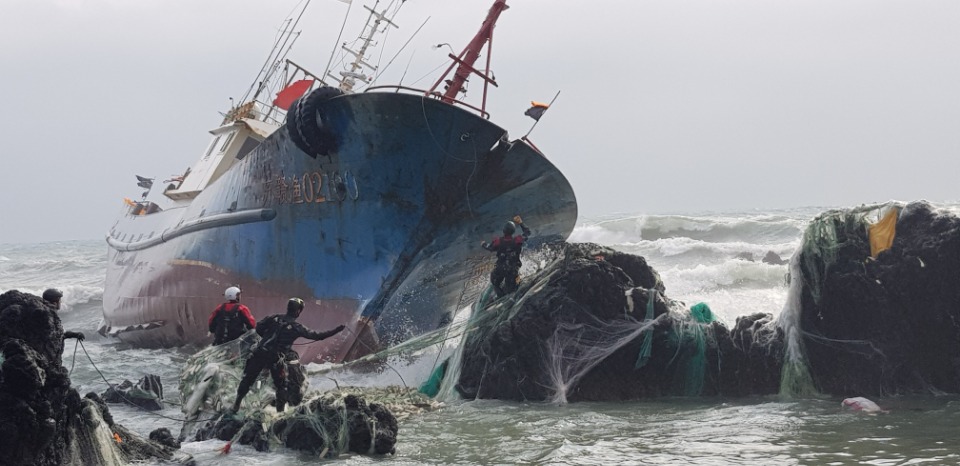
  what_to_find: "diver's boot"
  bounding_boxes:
[275,400,286,413]
[232,384,250,414]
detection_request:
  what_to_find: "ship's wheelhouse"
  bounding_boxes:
[164,118,278,201]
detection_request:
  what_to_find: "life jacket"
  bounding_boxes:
[491,235,524,268]
[213,303,249,344]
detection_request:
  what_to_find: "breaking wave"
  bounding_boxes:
[0,239,105,312]
[571,210,815,246]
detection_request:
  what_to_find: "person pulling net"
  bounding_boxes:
[231,298,344,413]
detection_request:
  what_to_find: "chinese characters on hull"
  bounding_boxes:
[264,170,359,206]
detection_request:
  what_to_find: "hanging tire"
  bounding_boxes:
[286,86,344,158]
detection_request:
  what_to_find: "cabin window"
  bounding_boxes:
[236,137,261,160]
[203,136,220,160]
[219,132,236,153]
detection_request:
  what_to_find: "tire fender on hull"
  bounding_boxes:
[286,86,344,158]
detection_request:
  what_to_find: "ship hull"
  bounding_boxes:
[103,91,577,363]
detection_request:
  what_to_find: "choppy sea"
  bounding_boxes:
[4,205,960,465]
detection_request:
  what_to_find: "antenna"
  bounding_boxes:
[328,0,399,92]
[243,0,313,104]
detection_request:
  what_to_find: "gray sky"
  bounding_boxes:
[2,0,958,244]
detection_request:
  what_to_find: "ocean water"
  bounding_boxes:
[3,205,960,465]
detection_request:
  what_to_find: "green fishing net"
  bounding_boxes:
[665,302,717,396]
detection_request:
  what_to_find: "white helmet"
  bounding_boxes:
[224,286,241,301]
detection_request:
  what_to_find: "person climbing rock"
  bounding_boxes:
[481,215,532,298]
[42,288,85,341]
[231,298,345,413]
[208,286,256,346]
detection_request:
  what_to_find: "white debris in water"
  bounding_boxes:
[842,396,884,414]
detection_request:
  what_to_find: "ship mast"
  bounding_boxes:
[243,0,312,106]
[428,0,508,114]
[330,0,398,92]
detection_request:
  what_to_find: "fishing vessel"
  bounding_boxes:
[101,0,577,363]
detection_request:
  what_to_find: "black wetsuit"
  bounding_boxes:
[483,223,532,297]
[234,314,343,411]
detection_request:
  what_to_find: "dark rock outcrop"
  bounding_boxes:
[762,251,788,265]
[102,374,164,411]
[149,427,182,449]
[194,392,398,456]
[0,290,191,466]
[455,201,960,401]
[455,243,784,402]
[796,201,960,396]
[734,250,787,265]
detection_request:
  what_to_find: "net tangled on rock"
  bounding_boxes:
[453,242,787,401]
[193,389,400,456]
[178,331,280,421]
[178,330,415,457]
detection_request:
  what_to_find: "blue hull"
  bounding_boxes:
[103,91,577,362]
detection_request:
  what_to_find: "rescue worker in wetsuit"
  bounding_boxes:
[43,288,85,341]
[481,215,532,298]
[208,286,256,346]
[231,298,345,413]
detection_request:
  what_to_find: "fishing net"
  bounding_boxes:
[178,330,300,439]
[452,243,730,402]
[776,201,903,397]
[192,389,402,456]
[308,272,544,404]
[545,314,659,404]
[633,289,658,369]
[776,255,819,397]
[664,302,718,396]
[797,202,901,305]
[418,360,447,397]
[179,330,440,456]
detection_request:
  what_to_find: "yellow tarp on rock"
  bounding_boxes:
[868,208,899,258]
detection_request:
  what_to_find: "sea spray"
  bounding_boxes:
[432,303,480,402]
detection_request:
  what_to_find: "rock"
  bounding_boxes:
[102,374,164,411]
[455,243,783,402]
[0,290,192,466]
[453,201,960,402]
[762,251,788,265]
[183,357,406,457]
[795,201,960,396]
[149,427,181,449]
[194,391,398,457]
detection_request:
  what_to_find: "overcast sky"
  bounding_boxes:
[2,0,958,244]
